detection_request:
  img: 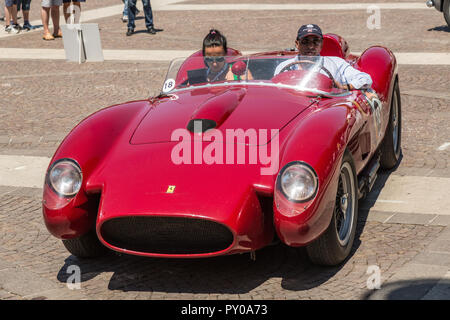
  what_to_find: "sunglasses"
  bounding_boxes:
[299,38,322,46]
[204,56,226,64]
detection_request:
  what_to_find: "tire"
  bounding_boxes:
[444,0,450,27]
[306,150,358,266]
[380,79,402,169]
[62,228,107,258]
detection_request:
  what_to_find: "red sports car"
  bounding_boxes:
[42,34,401,266]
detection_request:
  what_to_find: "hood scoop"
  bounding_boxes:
[187,88,246,133]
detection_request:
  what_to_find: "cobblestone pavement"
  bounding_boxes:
[0,188,444,300]
[1,0,449,300]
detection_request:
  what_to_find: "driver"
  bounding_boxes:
[274,24,373,90]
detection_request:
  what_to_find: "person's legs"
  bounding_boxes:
[5,1,17,26]
[122,0,127,16]
[50,4,60,36]
[126,0,136,34]
[21,0,32,29]
[141,0,154,30]
[1,0,5,21]
[5,1,11,24]
[41,5,54,38]
[63,1,80,23]
[6,4,16,24]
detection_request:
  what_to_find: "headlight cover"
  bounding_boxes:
[277,161,318,203]
[47,159,82,198]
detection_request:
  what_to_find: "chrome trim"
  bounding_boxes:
[46,158,83,198]
[276,161,319,203]
[168,81,352,98]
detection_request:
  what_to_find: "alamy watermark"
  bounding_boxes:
[366,265,382,290]
[66,4,81,29]
[367,5,381,30]
[170,122,279,176]
[66,265,81,290]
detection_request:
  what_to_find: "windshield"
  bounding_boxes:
[161,55,351,97]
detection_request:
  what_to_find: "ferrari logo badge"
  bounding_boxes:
[166,185,176,193]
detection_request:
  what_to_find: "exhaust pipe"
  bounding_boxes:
[426,0,435,8]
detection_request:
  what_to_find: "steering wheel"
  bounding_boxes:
[279,60,337,87]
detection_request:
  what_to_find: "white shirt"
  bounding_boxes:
[274,55,373,90]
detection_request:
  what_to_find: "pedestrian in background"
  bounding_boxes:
[5,0,21,33]
[17,0,33,30]
[121,0,138,23]
[1,0,5,21]
[63,0,84,24]
[41,0,61,40]
[126,0,156,36]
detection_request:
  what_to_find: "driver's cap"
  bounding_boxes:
[297,24,323,40]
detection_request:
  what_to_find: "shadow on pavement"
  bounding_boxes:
[427,25,450,32]
[363,278,450,300]
[56,242,338,294]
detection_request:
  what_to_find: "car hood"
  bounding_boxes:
[130,85,315,145]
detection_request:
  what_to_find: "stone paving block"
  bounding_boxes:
[0,267,61,297]
[430,216,450,227]
[412,252,450,268]
[426,240,450,253]
[386,213,437,226]
[364,210,395,224]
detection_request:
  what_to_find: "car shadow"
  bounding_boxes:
[427,25,450,32]
[57,243,331,294]
[363,278,450,299]
[56,224,367,294]
[357,152,403,222]
[56,156,404,295]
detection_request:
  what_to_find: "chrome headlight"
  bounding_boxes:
[277,161,318,202]
[47,159,82,197]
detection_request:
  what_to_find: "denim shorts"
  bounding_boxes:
[41,0,63,7]
[17,0,31,11]
[5,0,18,7]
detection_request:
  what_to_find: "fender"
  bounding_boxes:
[274,103,358,246]
[43,101,151,239]
[356,46,397,102]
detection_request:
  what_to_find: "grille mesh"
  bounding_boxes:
[101,216,234,254]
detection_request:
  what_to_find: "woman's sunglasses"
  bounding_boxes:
[204,56,226,64]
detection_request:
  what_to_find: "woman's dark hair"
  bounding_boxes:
[202,29,227,55]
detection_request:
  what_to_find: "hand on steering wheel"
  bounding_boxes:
[279,60,337,87]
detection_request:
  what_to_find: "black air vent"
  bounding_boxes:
[101,216,233,255]
[187,119,217,133]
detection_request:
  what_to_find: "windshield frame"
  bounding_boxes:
[164,81,352,98]
[161,55,352,97]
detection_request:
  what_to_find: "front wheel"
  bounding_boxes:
[306,150,358,266]
[62,228,107,258]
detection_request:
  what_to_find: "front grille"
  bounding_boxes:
[101,216,234,255]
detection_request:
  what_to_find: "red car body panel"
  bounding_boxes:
[43,34,398,258]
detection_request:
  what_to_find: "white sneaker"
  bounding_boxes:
[10,24,21,34]
[122,15,128,22]
[5,25,12,33]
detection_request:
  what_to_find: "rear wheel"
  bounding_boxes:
[380,79,401,169]
[62,228,107,258]
[306,150,358,266]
